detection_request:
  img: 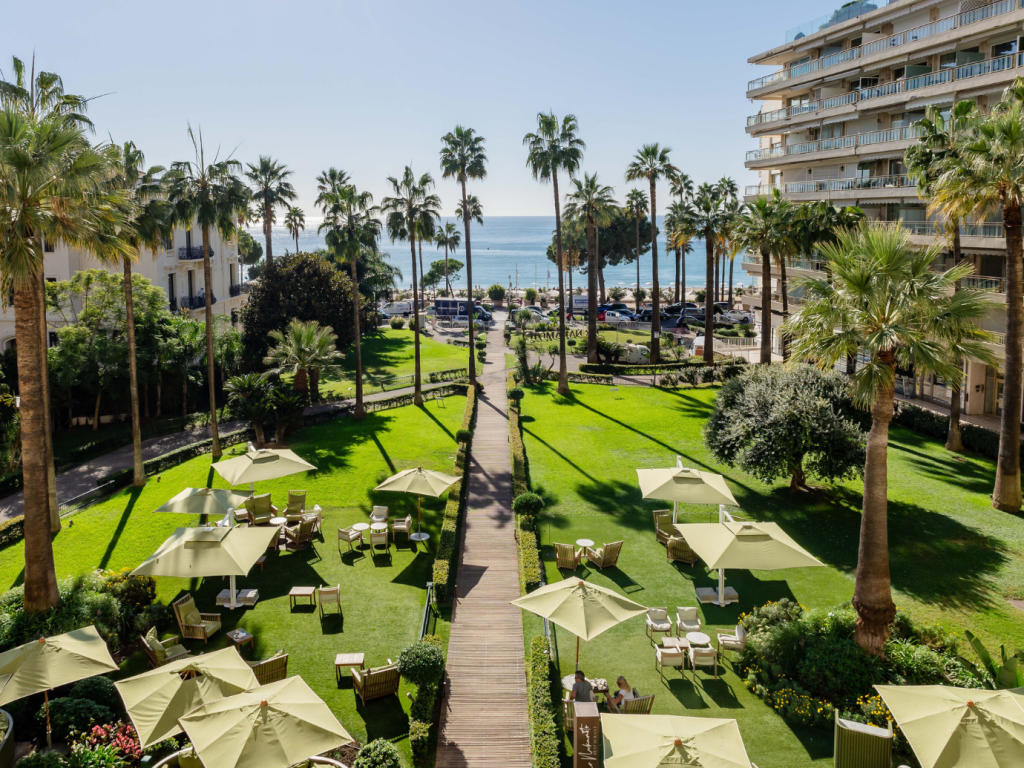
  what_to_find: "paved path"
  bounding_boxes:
[436,315,531,768]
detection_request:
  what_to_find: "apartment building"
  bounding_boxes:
[743,0,1022,418]
[0,223,249,351]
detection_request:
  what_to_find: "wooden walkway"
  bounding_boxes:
[436,316,531,767]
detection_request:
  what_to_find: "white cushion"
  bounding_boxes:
[648,620,672,632]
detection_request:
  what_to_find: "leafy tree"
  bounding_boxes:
[264,318,343,401]
[423,258,464,292]
[167,315,205,416]
[688,183,729,362]
[237,229,263,267]
[704,364,866,490]
[244,155,295,265]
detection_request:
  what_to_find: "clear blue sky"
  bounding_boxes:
[1,0,830,216]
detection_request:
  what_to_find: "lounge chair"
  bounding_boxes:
[695,586,739,605]
[392,515,412,541]
[247,652,289,685]
[619,694,655,714]
[653,510,674,544]
[655,647,686,681]
[172,594,222,643]
[554,542,582,571]
[370,506,389,524]
[352,660,400,704]
[676,606,701,635]
[667,535,699,566]
[284,491,307,523]
[688,646,718,680]
[283,518,316,549]
[717,625,747,658]
[141,628,190,668]
[338,526,363,552]
[319,585,341,617]
[584,541,623,570]
[645,607,672,645]
[242,493,278,526]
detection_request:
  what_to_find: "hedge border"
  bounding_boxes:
[578,360,746,376]
[508,372,544,595]
[527,636,561,768]
[892,399,1015,467]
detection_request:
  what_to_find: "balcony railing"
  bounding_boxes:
[963,276,1006,292]
[744,184,781,196]
[746,126,923,162]
[180,295,216,309]
[229,283,252,297]
[744,254,825,272]
[749,0,1021,91]
[178,246,214,260]
[747,93,861,127]
[901,220,1005,238]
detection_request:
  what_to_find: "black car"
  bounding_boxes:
[636,308,669,322]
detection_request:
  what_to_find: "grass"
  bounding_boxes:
[516,381,1024,768]
[318,328,469,398]
[0,398,467,766]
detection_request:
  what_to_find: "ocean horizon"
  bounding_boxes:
[249,216,749,293]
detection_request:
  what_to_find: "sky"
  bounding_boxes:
[0,0,833,216]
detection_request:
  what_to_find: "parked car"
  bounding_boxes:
[716,310,754,325]
[602,310,633,325]
[665,302,697,316]
[522,305,545,315]
[636,308,669,322]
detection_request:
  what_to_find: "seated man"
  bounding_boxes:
[569,669,593,703]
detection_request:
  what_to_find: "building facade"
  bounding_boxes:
[743,0,1021,418]
[0,223,250,351]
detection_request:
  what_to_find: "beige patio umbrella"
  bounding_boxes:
[875,685,1024,768]
[0,626,117,747]
[178,676,353,768]
[115,647,259,749]
[132,525,278,609]
[601,713,753,768]
[511,578,646,668]
[154,487,252,517]
[374,466,460,543]
[636,464,738,523]
[213,448,316,490]
[674,521,824,607]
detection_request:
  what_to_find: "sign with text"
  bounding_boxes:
[573,701,600,768]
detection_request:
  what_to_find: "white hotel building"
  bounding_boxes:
[743,0,1023,418]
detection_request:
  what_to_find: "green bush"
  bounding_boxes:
[487,284,507,302]
[132,603,173,635]
[397,640,446,688]
[37,698,115,742]
[567,338,577,348]
[455,428,473,444]
[475,339,487,350]
[100,568,156,609]
[525,288,538,303]
[410,681,437,723]
[16,752,67,768]
[0,515,25,550]
[0,576,122,653]
[512,492,543,517]
[409,720,431,763]
[353,739,401,768]
[67,677,122,715]
[389,317,405,330]
[432,386,476,603]
[507,387,524,405]
[517,526,543,594]
[527,637,560,768]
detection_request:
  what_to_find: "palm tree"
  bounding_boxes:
[264,319,344,404]
[244,155,295,266]
[315,167,350,208]
[415,210,437,300]
[524,113,585,395]
[319,184,381,417]
[455,195,483,225]
[165,126,243,459]
[434,222,461,295]
[689,183,727,362]
[932,80,1024,511]
[666,201,695,306]
[382,167,441,405]
[786,225,995,654]
[225,373,272,447]
[284,206,305,254]
[668,174,693,301]
[440,126,488,385]
[719,194,742,309]
[563,173,616,363]
[625,144,678,362]
[625,189,649,303]
[102,141,173,487]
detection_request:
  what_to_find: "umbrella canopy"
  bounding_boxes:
[132,526,279,579]
[636,467,738,507]
[875,685,1024,768]
[511,578,646,642]
[154,487,253,516]
[673,521,823,571]
[213,448,316,487]
[601,714,753,768]
[178,676,353,768]
[115,647,259,749]
[374,467,461,497]
[0,625,118,707]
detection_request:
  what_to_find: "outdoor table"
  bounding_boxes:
[686,631,711,647]
[660,637,691,651]
[560,674,610,701]
[370,522,388,532]
[352,522,370,550]
[226,628,254,654]
[270,517,288,526]
[575,539,595,549]
[335,653,366,685]
[289,586,317,609]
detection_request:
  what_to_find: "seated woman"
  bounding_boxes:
[606,676,636,713]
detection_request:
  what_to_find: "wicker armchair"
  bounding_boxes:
[352,660,400,704]
[667,536,699,567]
[584,541,623,570]
[554,543,582,571]
[284,491,307,523]
[141,629,190,668]
[284,518,316,549]
[172,594,222,643]
[653,510,674,544]
[247,652,289,685]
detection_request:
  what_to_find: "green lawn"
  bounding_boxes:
[517,381,1024,768]
[318,328,469,398]
[0,398,467,766]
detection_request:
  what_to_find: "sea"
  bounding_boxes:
[250,216,748,293]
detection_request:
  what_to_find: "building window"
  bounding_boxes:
[993,40,1017,57]
[4,339,14,352]
[167,274,176,301]
[187,270,194,299]
[163,233,173,251]
[43,238,54,253]
[48,332,58,348]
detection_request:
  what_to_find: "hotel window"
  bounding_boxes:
[43,238,54,253]
[993,40,1018,57]
[939,54,957,70]
[167,274,176,302]
[163,233,173,251]
[187,270,194,298]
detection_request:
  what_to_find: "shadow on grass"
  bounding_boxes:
[98,487,143,570]
[358,695,410,743]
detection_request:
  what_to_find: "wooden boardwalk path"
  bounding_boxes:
[436,315,531,767]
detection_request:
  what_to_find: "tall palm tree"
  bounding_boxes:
[668,174,693,302]
[786,225,995,654]
[319,184,381,417]
[434,222,461,295]
[688,183,727,362]
[524,113,585,395]
[666,201,695,305]
[719,195,742,309]
[625,145,678,363]
[382,167,441,405]
[244,155,295,267]
[264,319,344,404]
[165,126,243,459]
[932,80,1024,512]
[440,126,488,385]
[284,206,305,254]
[455,195,483,225]
[415,210,437,300]
[625,188,649,303]
[315,167,350,208]
[563,173,616,364]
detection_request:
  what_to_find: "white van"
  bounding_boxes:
[381,301,413,317]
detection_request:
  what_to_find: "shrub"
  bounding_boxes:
[476,350,486,362]
[0,576,123,653]
[0,515,25,550]
[474,339,487,350]
[397,640,446,688]
[16,753,66,768]
[68,742,127,768]
[527,637,560,768]
[679,366,702,387]
[487,284,507,302]
[608,286,626,301]
[409,720,431,763]
[567,338,577,348]
[74,722,143,765]
[39,699,115,742]
[507,387,525,406]
[132,603,173,635]
[512,492,543,518]
[389,317,405,330]
[524,288,538,303]
[517,526,543,594]
[409,682,437,723]
[353,739,401,768]
[68,677,123,716]
[100,569,155,609]
[455,428,473,444]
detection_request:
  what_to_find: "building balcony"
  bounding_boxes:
[747,0,1022,96]
[746,127,923,169]
[747,93,858,133]
[742,254,826,275]
[178,246,214,261]
[177,295,217,310]
[229,282,252,297]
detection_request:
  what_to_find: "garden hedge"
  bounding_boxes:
[578,361,714,375]
[527,636,560,768]
[508,372,544,594]
[892,399,1016,466]
[98,428,254,489]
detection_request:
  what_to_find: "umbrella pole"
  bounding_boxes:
[418,494,421,535]
[717,569,726,607]
[673,501,678,525]
[576,636,580,670]
[45,689,52,748]
[411,493,430,542]
[230,574,238,609]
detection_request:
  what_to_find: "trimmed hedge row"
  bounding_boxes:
[0,515,24,549]
[408,634,445,763]
[98,428,254,489]
[537,370,614,386]
[892,399,1012,466]
[508,372,544,594]
[432,384,477,604]
[527,636,561,768]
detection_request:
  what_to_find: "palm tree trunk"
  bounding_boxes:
[460,179,477,389]
[93,389,102,431]
[635,216,641,307]
[410,231,422,406]
[37,268,58,532]
[993,200,1023,512]
[264,201,273,267]
[123,258,144,487]
[728,255,734,309]
[444,243,451,295]
[552,173,569,395]
[350,259,365,418]
[674,247,680,303]
[586,215,599,364]
[596,227,606,304]
[703,230,715,363]
[713,249,719,306]
[202,225,222,458]
[418,237,424,302]
[853,374,898,655]
[15,276,59,612]
[681,246,686,306]
[779,254,790,362]
[649,183,661,364]
[947,226,964,453]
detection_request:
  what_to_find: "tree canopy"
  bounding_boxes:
[545,206,651,274]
